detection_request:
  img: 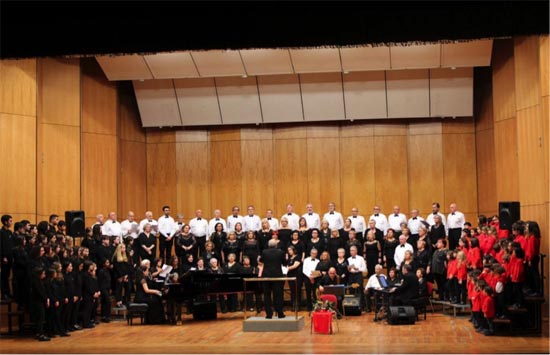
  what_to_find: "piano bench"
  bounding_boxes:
[127,303,148,325]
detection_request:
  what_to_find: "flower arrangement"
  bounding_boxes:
[312,299,335,312]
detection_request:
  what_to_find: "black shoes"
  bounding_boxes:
[36,334,51,342]
[101,318,111,323]
[265,315,273,319]
[278,313,286,319]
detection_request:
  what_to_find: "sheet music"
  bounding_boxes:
[159,264,173,278]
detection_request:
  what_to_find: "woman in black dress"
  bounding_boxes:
[242,231,260,267]
[286,246,302,311]
[334,248,348,284]
[222,231,241,264]
[223,253,244,312]
[256,221,272,252]
[81,261,100,329]
[138,223,156,262]
[339,218,353,243]
[277,217,293,247]
[30,267,49,341]
[363,230,382,277]
[383,228,399,270]
[288,230,305,262]
[429,215,446,249]
[176,224,196,261]
[319,220,331,246]
[112,243,132,307]
[306,228,325,254]
[234,222,246,249]
[315,251,333,278]
[209,222,226,255]
[201,241,220,268]
[134,265,165,324]
[297,217,310,245]
[327,228,344,261]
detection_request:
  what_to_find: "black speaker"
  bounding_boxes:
[342,295,362,316]
[388,306,416,325]
[65,210,85,237]
[498,201,520,230]
[192,301,217,320]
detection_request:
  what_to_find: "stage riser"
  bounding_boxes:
[243,316,304,332]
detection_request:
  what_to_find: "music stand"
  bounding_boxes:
[322,285,346,318]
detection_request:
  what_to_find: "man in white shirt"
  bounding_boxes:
[139,211,158,236]
[189,209,209,256]
[92,214,105,228]
[265,209,279,231]
[323,202,344,230]
[347,246,366,287]
[302,203,320,230]
[243,205,262,232]
[369,206,388,235]
[425,202,447,227]
[208,209,227,236]
[407,209,425,248]
[348,207,367,241]
[447,203,465,251]
[226,206,244,232]
[158,205,176,262]
[394,235,414,269]
[102,212,122,243]
[121,211,139,239]
[388,206,407,238]
[302,248,320,311]
[365,264,386,312]
[282,204,300,231]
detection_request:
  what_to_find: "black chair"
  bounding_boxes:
[409,296,429,320]
[126,303,148,325]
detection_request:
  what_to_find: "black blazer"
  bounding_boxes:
[392,272,420,304]
[260,247,285,277]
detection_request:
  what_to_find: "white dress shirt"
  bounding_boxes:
[158,215,175,236]
[302,257,320,278]
[348,215,367,234]
[388,213,407,232]
[447,211,465,229]
[394,243,414,267]
[189,217,209,237]
[365,273,386,290]
[369,213,388,234]
[266,217,279,231]
[208,217,227,235]
[138,218,158,236]
[102,220,122,241]
[282,212,300,230]
[121,220,139,239]
[347,255,367,273]
[172,222,185,236]
[226,214,244,232]
[302,213,321,230]
[243,215,262,232]
[323,211,344,230]
[407,216,425,235]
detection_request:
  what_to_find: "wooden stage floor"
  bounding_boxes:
[1,311,549,354]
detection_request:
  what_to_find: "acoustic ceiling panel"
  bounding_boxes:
[386,69,430,118]
[240,49,294,75]
[174,78,222,126]
[257,74,304,123]
[390,44,441,69]
[300,72,345,121]
[343,71,388,119]
[143,52,199,79]
[441,39,493,68]
[215,76,263,125]
[190,50,246,77]
[132,79,182,127]
[430,67,473,117]
[96,55,153,81]
[340,46,391,72]
[289,48,342,73]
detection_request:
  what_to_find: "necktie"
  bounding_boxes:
[148,220,152,223]
[308,213,312,216]
[330,212,334,215]
[452,212,456,215]
[165,216,169,218]
[216,218,220,221]
[352,256,356,259]
[288,213,292,216]
[413,217,417,220]
[233,215,238,218]
[267,218,271,220]
[197,218,201,221]
[401,245,405,248]
[394,214,398,217]
[433,212,437,215]
[353,216,357,218]
[249,215,254,218]
[374,214,379,217]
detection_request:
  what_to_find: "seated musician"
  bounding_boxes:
[364,264,386,313]
[317,267,344,316]
[134,265,166,324]
[389,264,419,306]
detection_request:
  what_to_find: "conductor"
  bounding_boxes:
[259,239,286,319]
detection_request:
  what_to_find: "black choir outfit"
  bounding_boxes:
[256,230,272,252]
[364,241,380,277]
[176,233,197,260]
[383,238,399,270]
[327,236,344,262]
[210,231,226,254]
[277,228,293,247]
[134,274,165,324]
[242,238,260,266]
[306,237,325,255]
[287,239,305,260]
[286,254,302,310]
[222,240,241,263]
[138,232,156,261]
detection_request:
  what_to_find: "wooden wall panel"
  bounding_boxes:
[374,122,408,136]
[81,133,118,226]
[146,129,176,143]
[340,136,375,215]
[374,135,409,212]
[492,40,516,121]
[240,140,274,215]
[0,114,36,217]
[81,59,117,135]
[37,124,81,217]
[540,36,549,98]
[119,82,146,142]
[209,141,242,217]
[307,138,341,213]
[146,142,177,218]
[474,68,494,132]
[517,105,547,205]
[514,36,541,111]
[272,125,307,140]
[476,128,497,215]
[443,134,478,215]
[0,59,37,117]
[407,134,444,213]
[494,118,519,201]
[176,142,210,219]
[273,138,308,217]
[37,58,80,126]
[119,140,147,217]
[542,97,549,194]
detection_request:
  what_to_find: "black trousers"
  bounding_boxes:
[159,235,173,262]
[100,288,111,318]
[448,228,462,251]
[263,280,284,317]
[1,262,12,297]
[304,278,318,310]
[288,275,303,310]
[195,237,206,258]
[433,273,447,300]
[31,301,46,335]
